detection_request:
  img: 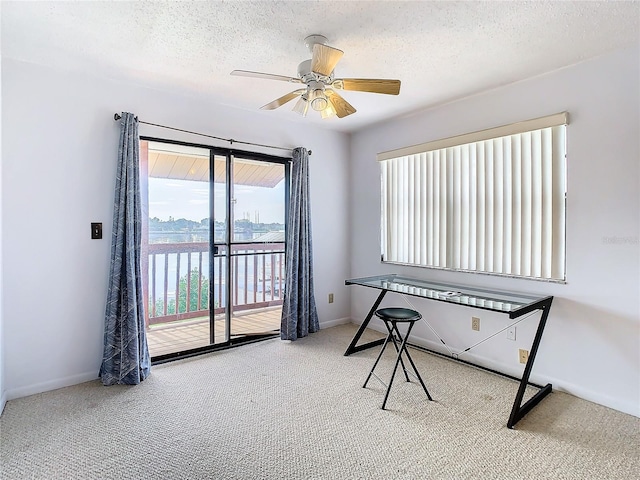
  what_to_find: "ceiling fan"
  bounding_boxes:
[231,35,401,119]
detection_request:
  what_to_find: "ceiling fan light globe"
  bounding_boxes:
[308,89,327,111]
[312,98,328,111]
[292,96,309,116]
[320,104,336,119]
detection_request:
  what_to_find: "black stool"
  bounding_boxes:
[363,307,433,409]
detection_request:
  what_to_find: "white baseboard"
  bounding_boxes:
[0,390,7,416]
[6,322,638,419]
[536,373,640,418]
[353,321,640,419]
[406,332,640,418]
[320,317,352,329]
[6,371,99,402]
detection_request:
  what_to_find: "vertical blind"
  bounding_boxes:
[380,114,567,281]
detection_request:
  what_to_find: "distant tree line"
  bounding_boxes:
[149,217,211,232]
[149,217,284,232]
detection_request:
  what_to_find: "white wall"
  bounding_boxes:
[1,58,350,400]
[350,45,640,416]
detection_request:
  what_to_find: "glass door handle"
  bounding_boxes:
[213,245,219,255]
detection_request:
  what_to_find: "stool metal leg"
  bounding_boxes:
[380,321,433,409]
[385,321,411,383]
[381,324,413,410]
[362,331,394,389]
[399,322,433,401]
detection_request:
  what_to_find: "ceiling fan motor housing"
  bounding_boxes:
[304,34,328,53]
[297,59,334,85]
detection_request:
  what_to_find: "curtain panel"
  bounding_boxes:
[99,112,151,385]
[281,147,319,340]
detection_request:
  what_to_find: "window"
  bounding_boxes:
[379,113,568,282]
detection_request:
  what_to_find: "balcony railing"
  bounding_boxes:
[143,242,285,327]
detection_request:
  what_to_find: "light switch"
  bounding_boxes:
[91,222,102,239]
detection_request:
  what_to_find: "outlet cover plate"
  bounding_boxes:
[519,349,529,364]
[471,317,480,331]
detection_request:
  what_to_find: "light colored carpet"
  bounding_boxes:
[1,324,638,479]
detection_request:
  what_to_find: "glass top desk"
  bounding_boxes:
[345,274,554,429]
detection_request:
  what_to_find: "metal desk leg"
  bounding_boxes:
[507,298,554,429]
[344,290,387,356]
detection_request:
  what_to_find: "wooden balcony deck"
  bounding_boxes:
[146,306,281,357]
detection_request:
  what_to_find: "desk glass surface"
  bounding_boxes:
[346,274,550,317]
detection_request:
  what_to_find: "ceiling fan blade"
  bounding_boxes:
[326,90,356,118]
[333,78,401,95]
[311,44,344,76]
[260,89,306,110]
[231,70,302,84]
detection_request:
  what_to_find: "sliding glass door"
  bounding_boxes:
[229,156,287,338]
[140,139,288,360]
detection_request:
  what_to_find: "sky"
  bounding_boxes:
[148,177,285,224]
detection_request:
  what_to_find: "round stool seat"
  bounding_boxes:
[375,307,422,323]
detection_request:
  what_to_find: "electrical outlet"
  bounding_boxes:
[328,293,334,304]
[519,349,529,364]
[471,317,480,331]
[507,326,516,341]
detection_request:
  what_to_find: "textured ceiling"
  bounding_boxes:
[2,1,639,132]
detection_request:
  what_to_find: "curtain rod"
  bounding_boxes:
[113,113,311,156]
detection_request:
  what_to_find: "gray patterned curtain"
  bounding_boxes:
[99,112,151,385]
[281,147,319,340]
